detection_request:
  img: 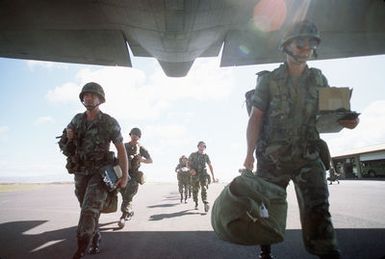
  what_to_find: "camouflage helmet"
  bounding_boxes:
[279,20,321,50]
[197,141,206,148]
[130,127,142,137]
[179,155,188,164]
[79,82,106,103]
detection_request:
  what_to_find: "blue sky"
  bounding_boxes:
[1,54,385,183]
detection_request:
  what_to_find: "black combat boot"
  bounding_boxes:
[72,238,89,259]
[120,210,134,221]
[118,212,127,228]
[259,245,274,259]
[88,231,102,254]
[118,211,134,228]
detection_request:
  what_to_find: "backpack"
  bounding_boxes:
[245,89,255,116]
[244,70,270,116]
[211,170,287,245]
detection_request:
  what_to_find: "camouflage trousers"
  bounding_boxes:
[74,173,108,244]
[257,158,339,256]
[191,173,210,204]
[119,177,139,213]
[178,173,192,200]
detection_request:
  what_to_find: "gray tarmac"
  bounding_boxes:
[1,180,385,259]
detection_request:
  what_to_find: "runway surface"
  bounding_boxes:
[1,180,385,259]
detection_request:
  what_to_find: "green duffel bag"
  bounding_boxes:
[211,169,287,245]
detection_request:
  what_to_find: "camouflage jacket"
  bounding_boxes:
[124,142,151,173]
[188,151,211,174]
[175,162,190,175]
[251,63,329,165]
[59,111,123,174]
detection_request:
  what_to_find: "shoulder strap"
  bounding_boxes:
[245,70,272,115]
[309,67,328,87]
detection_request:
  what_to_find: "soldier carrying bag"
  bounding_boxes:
[211,169,287,245]
[317,139,331,170]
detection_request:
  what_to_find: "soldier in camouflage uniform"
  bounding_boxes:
[188,141,216,212]
[118,127,152,227]
[175,155,192,203]
[59,82,129,259]
[243,21,359,259]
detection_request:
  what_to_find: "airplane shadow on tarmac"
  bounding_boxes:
[0,220,385,259]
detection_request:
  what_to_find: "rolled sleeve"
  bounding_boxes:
[109,118,123,144]
[251,74,271,112]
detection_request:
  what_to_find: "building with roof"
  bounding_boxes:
[331,143,385,179]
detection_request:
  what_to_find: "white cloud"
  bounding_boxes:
[34,116,55,126]
[145,124,190,144]
[45,82,80,103]
[46,58,237,121]
[75,67,146,89]
[323,100,385,155]
[148,58,235,102]
[73,66,159,119]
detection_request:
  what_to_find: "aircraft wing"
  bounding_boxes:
[0,0,384,77]
[221,0,385,67]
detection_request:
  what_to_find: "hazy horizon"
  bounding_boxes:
[1,54,385,184]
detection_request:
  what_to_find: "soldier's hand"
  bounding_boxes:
[243,155,255,171]
[117,174,129,189]
[338,117,359,129]
[116,178,125,189]
[66,128,75,141]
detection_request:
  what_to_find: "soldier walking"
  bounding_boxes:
[58,82,129,258]
[118,127,152,228]
[243,21,359,259]
[327,167,341,185]
[175,155,192,203]
[188,141,216,212]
